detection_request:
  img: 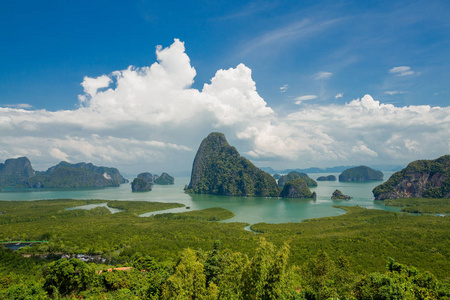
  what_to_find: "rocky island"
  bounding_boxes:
[279,178,316,199]
[278,171,317,187]
[185,132,280,197]
[331,189,352,200]
[317,175,337,181]
[0,157,127,188]
[339,166,383,182]
[373,155,450,200]
[131,172,174,191]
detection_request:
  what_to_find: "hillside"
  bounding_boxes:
[373,155,450,200]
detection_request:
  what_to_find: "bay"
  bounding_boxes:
[0,173,399,224]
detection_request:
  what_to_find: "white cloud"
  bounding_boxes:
[335,93,343,99]
[389,66,415,77]
[385,91,407,95]
[295,95,317,104]
[314,72,333,79]
[0,40,449,173]
[280,84,288,93]
[3,104,33,109]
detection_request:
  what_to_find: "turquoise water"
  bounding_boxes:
[0,173,399,224]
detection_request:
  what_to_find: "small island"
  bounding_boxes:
[279,179,316,199]
[278,171,317,187]
[131,172,174,191]
[331,189,352,200]
[339,166,383,182]
[317,175,337,181]
[131,178,152,192]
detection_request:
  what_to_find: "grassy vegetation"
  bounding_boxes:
[0,199,450,298]
[384,197,450,213]
[251,205,450,279]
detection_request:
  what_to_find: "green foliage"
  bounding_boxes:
[339,165,384,182]
[154,207,234,221]
[278,171,317,188]
[43,258,96,296]
[186,132,280,197]
[385,197,450,213]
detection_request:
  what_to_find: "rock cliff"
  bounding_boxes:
[186,132,280,197]
[0,157,35,187]
[373,155,450,200]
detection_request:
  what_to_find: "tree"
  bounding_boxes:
[43,258,96,296]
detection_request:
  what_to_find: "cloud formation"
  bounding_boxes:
[280,84,288,93]
[295,95,318,104]
[0,40,449,173]
[389,66,415,77]
[314,72,333,79]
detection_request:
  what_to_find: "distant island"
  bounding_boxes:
[277,171,317,188]
[373,155,450,200]
[317,175,337,181]
[0,157,128,189]
[131,172,174,192]
[339,166,383,182]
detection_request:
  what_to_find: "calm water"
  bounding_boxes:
[0,173,399,224]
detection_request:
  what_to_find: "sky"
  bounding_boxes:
[0,0,449,175]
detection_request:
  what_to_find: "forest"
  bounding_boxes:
[0,199,449,298]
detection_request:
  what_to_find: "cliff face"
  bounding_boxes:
[373,155,450,200]
[0,157,35,187]
[339,166,383,182]
[279,178,316,199]
[186,132,280,197]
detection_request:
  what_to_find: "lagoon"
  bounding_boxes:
[0,173,399,224]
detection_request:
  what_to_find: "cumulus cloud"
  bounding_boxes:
[314,72,333,79]
[335,93,343,99]
[295,95,317,104]
[0,40,449,173]
[280,84,288,93]
[389,66,415,77]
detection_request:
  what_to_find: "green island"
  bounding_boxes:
[1,199,450,299]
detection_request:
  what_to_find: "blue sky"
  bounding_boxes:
[0,0,449,174]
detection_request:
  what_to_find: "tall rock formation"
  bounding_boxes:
[278,171,317,187]
[373,155,450,200]
[0,157,35,187]
[186,132,280,197]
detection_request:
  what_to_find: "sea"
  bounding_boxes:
[0,173,399,224]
